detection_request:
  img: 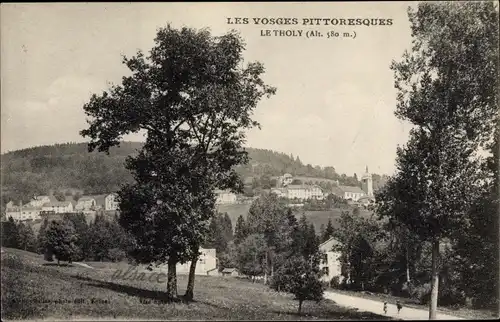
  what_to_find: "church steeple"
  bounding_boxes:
[361,166,373,197]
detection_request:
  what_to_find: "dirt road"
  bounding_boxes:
[324,291,463,320]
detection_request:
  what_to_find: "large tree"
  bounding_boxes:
[80,25,275,300]
[377,2,498,319]
[246,193,295,283]
[45,220,80,265]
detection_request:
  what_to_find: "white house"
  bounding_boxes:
[336,186,366,201]
[5,206,22,221]
[174,248,217,275]
[42,201,74,214]
[105,193,119,211]
[215,190,237,205]
[20,207,42,221]
[285,184,324,200]
[319,237,343,283]
[75,197,96,211]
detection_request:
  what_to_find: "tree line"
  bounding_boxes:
[1,213,134,264]
[1,143,382,209]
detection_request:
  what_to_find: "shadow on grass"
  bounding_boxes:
[42,263,74,267]
[71,274,221,308]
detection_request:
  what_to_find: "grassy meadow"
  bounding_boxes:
[1,247,390,320]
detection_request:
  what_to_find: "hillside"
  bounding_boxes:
[1,141,387,205]
[1,248,388,320]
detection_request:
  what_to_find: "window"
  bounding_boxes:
[199,258,206,264]
[322,253,328,264]
[322,266,329,276]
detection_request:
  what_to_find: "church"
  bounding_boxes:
[333,166,375,204]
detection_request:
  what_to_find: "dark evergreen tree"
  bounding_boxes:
[1,217,19,249]
[17,222,36,252]
[234,215,248,245]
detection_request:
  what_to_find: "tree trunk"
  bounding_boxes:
[264,250,268,285]
[167,258,178,299]
[298,299,303,315]
[429,239,440,320]
[184,252,199,301]
[406,245,412,295]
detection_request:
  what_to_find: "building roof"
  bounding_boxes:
[42,201,72,207]
[21,207,41,212]
[319,236,341,251]
[286,184,322,190]
[358,195,375,201]
[338,185,365,194]
[222,268,238,273]
[283,173,293,178]
[78,197,96,202]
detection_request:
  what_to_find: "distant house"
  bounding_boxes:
[75,197,96,211]
[6,201,15,208]
[20,207,42,221]
[105,193,119,211]
[42,201,74,214]
[318,237,342,283]
[333,185,366,201]
[221,268,240,277]
[5,206,22,221]
[28,196,51,208]
[215,190,237,205]
[285,184,324,200]
[175,248,217,275]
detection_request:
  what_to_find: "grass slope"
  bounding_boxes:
[1,248,389,320]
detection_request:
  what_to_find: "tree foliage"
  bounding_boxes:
[376,2,498,317]
[80,25,276,299]
[44,220,80,265]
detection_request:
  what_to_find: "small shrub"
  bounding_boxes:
[330,276,341,289]
[412,283,431,304]
[107,248,126,262]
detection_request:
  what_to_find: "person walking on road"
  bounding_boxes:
[396,300,403,314]
[383,302,388,315]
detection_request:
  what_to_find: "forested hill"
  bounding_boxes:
[1,141,386,204]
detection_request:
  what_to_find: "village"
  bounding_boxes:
[3,166,376,223]
[2,167,376,284]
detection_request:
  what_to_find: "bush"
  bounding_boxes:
[330,276,341,289]
[107,248,126,262]
[411,283,431,304]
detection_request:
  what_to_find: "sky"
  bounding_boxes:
[1,2,416,177]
